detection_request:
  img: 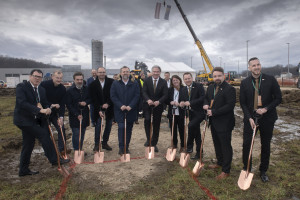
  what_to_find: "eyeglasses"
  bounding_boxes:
[32,75,43,79]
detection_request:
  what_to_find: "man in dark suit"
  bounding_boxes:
[203,67,236,180]
[143,65,168,152]
[240,57,282,182]
[14,69,69,177]
[179,72,205,160]
[87,69,97,126]
[88,67,114,151]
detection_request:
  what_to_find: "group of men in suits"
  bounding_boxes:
[14,57,281,184]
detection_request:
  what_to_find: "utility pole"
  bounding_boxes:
[224,63,226,73]
[191,56,193,68]
[104,55,106,68]
[246,40,250,77]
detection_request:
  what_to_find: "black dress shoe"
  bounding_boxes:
[102,143,112,151]
[118,149,123,155]
[93,144,99,152]
[144,141,149,147]
[186,148,193,153]
[52,158,70,166]
[191,153,200,160]
[260,172,269,183]
[154,146,159,152]
[19,170,39,177]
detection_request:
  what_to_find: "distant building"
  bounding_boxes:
[91,39,103,69]
[62,65,81,82]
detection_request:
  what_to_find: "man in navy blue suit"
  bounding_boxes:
[14,69,69,177]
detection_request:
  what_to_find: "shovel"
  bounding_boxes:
[94,115,105,163]
[46,116,69,177]
[166,106,177,161]
[74,110,84,164]
[238,116,259,190]
[120,112,130,162]
[145,106,155,159]
[179,107,190,167]
[193,114,208,176]
[56,112,69,160]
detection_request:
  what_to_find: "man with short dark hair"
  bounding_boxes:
[142,65,168,152]
[111,66,140,154]
[179,72,205,160]
[88,67,114,151]
[240,57,282,182]
[66,72,91,151]
[164,72,171,88]
[87,69,97,126]
[40,70,67,156]
[14,69,69,177]
[203,67,236,179]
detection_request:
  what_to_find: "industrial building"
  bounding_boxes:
[91,39,103,69]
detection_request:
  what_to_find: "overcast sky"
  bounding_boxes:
[0,0,299,72]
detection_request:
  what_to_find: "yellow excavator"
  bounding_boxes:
[174,0,214,84]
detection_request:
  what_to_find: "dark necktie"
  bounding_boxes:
[153,79,157,93]
[188,86,191,99]
[215,86,219,96]
[254,78,259,110]
[34,87,39,103]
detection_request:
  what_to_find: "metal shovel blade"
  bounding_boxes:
[58,165,70,177]
[179,153,190,168]
[145,147,155,159]
[94,151,104,163]
[74,150,84,164]
[166,148,176,161]
[238,170,254,190]
[120,154,131,162]
[192,161,204,176]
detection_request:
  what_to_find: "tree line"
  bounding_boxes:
[0,55,59,69]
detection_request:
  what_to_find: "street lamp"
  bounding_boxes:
[287,43,290,76]
[246,40,250,77]
[224,63,226,72]
[191,56,193,68]
[219,57,222,68]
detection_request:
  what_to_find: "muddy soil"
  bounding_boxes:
[0,106,299,193]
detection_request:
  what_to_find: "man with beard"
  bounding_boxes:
[14,69,69,177]
[240,57,281,182]
[66,72,91,151]
[89,67,114,151]
[203,67,236,179]
[179,72,205,160]
[40,70,67,156]
[110,66,140,154]
[142,65,168,152]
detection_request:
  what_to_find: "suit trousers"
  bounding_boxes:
[211,125,233,173]
[72,127,86,150]
[49,114,66,152]
[243,118,274,172]
[18,124,57,173]
[168,115,184,147]
[187,113,202,153]
[117,122,134,150]
[95,117,113,145]
[144,106,163,146]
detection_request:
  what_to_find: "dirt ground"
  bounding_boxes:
[1,104,299,194]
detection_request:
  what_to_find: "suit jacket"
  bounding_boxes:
[240,73,282,123]
[66,85,91,128]
[87,76,96,86]
[204,81,236,132]
[142,77,168,112]
[14,81,50,126]
[88,76,114,120]
[179,82,205,119]
[166,86,184,119]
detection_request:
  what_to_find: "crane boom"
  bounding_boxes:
[174,0,214,76]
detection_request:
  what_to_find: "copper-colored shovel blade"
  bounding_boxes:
[238,170,254,190]
[145,147,155,159]
[179,153,190,168]
[192,161,204,176]
[58,165,70,177]
[120,154,131,162]
[94,151,104,163]
[166,148,176,161]
[74,150,84,164]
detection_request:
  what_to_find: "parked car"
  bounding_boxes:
[0,80,7,88]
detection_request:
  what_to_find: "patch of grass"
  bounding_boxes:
[0,175,61,200]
